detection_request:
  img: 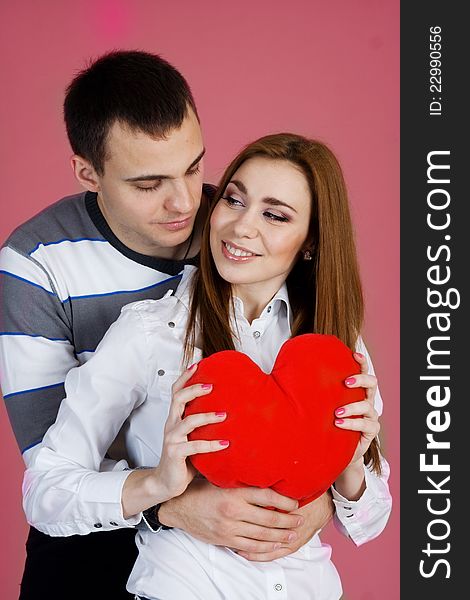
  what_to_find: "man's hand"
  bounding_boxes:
[158,478,304,555]
[236,490,335,561]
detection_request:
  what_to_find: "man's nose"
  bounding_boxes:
[166,181,195,214]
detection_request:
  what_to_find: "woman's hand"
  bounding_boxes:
[334,352,380,467]
[122,363,229,518]
[156,363,230,500]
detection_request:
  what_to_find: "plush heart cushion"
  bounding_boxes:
[185,333,363,507]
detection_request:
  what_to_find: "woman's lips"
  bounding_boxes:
[221,240,260,261]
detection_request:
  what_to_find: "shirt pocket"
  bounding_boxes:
[128,368,182,464]
[149,367,182,405]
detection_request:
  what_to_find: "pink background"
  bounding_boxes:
[0,1,399,599]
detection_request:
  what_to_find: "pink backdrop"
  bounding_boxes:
[0,1,399,598]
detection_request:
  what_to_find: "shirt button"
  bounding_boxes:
[274,583,283,591]
[109,521,119,526]
[168,321,175,328]
[267,306,272,313]
[253,331,261,339]
[93,523,102,529]
[157,369,165,376]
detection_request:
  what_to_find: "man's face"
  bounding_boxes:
[95,108,204,259]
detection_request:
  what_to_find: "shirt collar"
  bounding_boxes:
[233,283,292,326]
[172,269,292,327]
[167,265,197,309]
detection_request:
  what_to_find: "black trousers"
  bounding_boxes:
[19,526,138,599]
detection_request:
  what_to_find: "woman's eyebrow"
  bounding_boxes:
[230,180,247,194]
[262,198,297,212]
[229,180,297,212]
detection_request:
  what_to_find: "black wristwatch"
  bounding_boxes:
[141,503,172,533]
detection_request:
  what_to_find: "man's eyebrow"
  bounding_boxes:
[124,148,206,182]
[186,148,206,171]
[229,179,297,213]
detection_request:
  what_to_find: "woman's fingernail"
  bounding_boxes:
[354,352,364,359]
[219,440,230,446]
[345,377,356,386]
[201,383,212,390]
[273,543,281,550]
[335,418,345,425]
[188,363,198,370]
[215,411,226,417]
[335,407,345,416]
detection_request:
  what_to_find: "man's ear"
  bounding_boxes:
[70,155,101,193]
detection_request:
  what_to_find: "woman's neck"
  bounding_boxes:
[233,279,285,324]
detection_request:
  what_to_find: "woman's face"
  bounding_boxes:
[210,156,312,299]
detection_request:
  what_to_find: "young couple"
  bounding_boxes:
[1,50,391,599]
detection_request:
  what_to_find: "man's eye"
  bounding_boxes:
[136,183,162,192]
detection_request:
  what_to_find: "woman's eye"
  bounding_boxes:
[264,211,289,223]
[223,195,243,207]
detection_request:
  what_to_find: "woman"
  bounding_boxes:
[24,134,392,599]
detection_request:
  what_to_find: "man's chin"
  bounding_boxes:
[143,230,194,259]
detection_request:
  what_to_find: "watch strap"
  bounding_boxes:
[141,503,172,533]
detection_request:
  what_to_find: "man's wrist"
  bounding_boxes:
[157,499,177,528]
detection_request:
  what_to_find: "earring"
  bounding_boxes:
[303,250,313,261]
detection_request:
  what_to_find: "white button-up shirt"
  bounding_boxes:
[23,266,391,600]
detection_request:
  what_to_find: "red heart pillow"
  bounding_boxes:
[185,334,363,507]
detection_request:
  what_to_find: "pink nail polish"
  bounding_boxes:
[335,407,345,416]
[345,377,356,386]
[215,411,226,417]
[219,440,230,446]
[201,383,212,390]
[335,418,344,425]
[354,352,364,359]
[187,363,197,370]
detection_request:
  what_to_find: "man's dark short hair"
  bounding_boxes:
[64,50,199,174]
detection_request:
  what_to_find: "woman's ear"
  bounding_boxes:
[70,155,101,193]
[301,240,315,261]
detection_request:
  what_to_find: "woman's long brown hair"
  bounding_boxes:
[184,133,381,474]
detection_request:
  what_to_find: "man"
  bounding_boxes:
[0,50,333,599]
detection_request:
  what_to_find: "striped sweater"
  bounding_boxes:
[0,186,213,459]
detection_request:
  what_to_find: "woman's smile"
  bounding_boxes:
[221,240,261,261]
